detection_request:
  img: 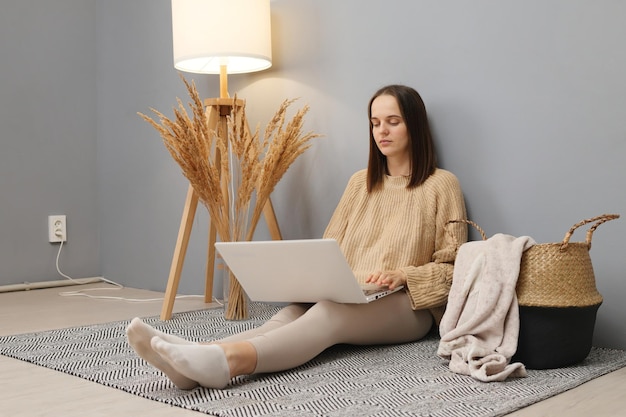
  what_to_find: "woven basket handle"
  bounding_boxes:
[561,213,620,249]
[445,219,487,247]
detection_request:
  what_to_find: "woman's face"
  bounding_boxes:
[370,94,410,161]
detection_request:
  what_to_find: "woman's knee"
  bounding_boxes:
[307,300,354,332]
[310,300,347,317]
[268,303,310,326]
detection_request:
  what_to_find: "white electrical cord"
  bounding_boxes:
[55,239,208,303]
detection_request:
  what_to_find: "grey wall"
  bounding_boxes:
[2,0,625,349]
[0,1,100,284]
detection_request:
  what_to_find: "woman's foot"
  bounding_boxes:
[126,318,198,390]
[127,317,194,345]
[151,337,232,389]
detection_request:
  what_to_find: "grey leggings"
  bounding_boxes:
[219,291,433,373]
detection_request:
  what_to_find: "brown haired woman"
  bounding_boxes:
[127,84,468,389]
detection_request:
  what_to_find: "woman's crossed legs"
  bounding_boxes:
[127,291,432,389]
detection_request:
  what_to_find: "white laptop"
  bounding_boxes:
[214,238,404,304]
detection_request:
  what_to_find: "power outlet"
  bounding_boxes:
[48,215,67,243]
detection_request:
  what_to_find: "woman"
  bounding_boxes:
[127,84,467,390]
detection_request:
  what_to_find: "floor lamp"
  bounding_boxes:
[161,0,280,320]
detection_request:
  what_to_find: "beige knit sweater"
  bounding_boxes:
[323,168,467,323]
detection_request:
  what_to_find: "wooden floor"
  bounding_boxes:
[1,283,625,417]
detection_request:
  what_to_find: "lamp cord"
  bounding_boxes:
[54,239,209,303]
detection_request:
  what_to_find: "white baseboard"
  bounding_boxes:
[0,277,104,293]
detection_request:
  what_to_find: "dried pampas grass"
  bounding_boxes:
[139,76,320,320]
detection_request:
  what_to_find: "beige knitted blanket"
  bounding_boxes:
[437,233,535,382]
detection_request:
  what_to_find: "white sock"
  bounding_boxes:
[126,318,198,390]
[151,336,231,389]
[127,317,195,345]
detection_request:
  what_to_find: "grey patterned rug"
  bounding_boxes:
[2,303,626,417]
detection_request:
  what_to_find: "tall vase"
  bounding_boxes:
[218,256,249,320]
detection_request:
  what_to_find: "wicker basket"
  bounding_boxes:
[446,214,620,369]
[516,214,619,308]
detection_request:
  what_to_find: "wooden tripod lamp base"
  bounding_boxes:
[159,98,282,320]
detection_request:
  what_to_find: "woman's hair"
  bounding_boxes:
[366,84,437,192]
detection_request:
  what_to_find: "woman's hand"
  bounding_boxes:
[365,270,407,290]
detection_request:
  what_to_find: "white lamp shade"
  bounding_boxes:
[172,0,272,74]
